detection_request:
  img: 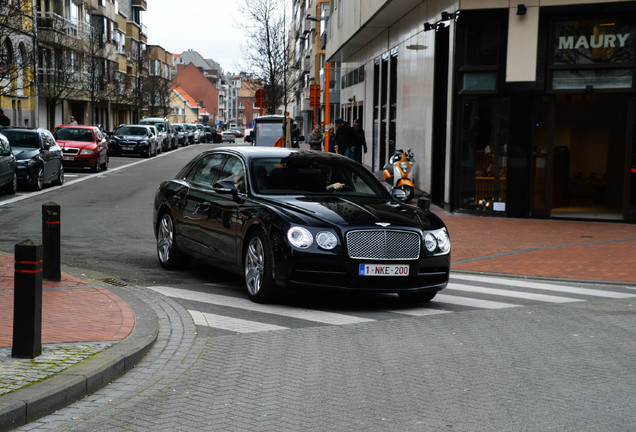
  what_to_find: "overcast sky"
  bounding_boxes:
[144,0,246,74]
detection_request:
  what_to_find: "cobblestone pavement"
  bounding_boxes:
[0,343,112,396]
[14,283,636,432]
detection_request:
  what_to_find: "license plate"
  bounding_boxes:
[359,264,409,276]
[122,146,134,150]
[63,156,74,161]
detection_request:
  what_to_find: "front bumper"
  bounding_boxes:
[273,248,450,294]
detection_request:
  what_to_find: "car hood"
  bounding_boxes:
[12,148,39,161]
[112,135,147,141]
[264,195,445,230]
[57,140,96,149]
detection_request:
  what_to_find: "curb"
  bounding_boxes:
[0,285,158,431]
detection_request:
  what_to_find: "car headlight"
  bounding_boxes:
[424,228,451,255]
[287,226,313,249]
[140,140,149,146]
[316,231,338,250]
[80,149,96,155]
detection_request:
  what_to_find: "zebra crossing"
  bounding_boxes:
[147,274,636,336]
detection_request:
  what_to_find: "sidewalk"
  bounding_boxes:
[1,209,635,429]
[0,255,158,430]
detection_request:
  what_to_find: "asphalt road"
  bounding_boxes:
[2,144,636,431]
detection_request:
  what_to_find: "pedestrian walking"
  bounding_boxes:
[308,124,323,151]
[291,122,301,148]
[352,119,367,163]
[334,118,354,158]
[0,109,10,126]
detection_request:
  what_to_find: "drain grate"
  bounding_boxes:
[99,278,130,287]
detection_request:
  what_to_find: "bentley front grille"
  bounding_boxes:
[346,229,420,260]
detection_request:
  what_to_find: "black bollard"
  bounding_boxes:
[12,240,43,359]
[42,202,61,281]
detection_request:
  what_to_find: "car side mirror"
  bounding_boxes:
[391,188,407,200]
[42,142,50,150]
[213,180,244,203]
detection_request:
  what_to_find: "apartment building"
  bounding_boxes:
[319,0,636,221]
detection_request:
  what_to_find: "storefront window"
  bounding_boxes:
[551,19,635,90]
[552,69,633,90]
[459,96,509,212]
[463,72,497,91]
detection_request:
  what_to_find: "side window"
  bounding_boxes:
[220,155,246,194]
[185,153,226,186]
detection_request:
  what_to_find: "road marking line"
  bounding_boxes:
[451,274,636,298]
[445,282,581,303]
[188,310,289,333]
[434,293,521,309]
[148,286,375,325]
[388,308,451,317]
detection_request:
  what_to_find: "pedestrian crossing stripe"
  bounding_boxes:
[189,310,289,333]
[149,286,374,325]
[451,274,636,298]
[446,282,582,303]
[148,277,634,334]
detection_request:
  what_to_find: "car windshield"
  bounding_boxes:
[250,155,389,198]
[151,123,166,132]
[2,130,39,149]
[173,125,184,132]
[53,127,94,142]
[115,126,147,136]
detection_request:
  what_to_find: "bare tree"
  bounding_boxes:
[0,0,36,95]
[36,13,85,129]
[84,7,116,125]
[144,74,173,117]
[238,0,289,115]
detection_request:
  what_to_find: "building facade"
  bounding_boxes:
[320,0,636,222]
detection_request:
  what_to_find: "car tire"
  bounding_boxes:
[398,290,437,303]
[101,154,109,170]
[53,164,64,186]
[157,211,191,269]
[32,166,44,190]
[5,172,17,194]
[244,231,278,303]
[91,156,101,173]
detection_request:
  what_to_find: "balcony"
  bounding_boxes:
[302,19,313,35]
[36,12,93,41]
[131,0,147,11]
[301,55,311,73]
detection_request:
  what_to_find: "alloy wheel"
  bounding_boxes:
[245,236,265,296]
[157,213,174,264]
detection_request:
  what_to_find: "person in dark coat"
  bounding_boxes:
[351,119,367,163]
[0,110,9,126]
[334,118,354,157]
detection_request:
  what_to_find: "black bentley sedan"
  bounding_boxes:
[153,147,450,303]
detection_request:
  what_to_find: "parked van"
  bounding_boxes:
[140,117,174,151]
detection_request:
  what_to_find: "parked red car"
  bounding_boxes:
[52,125,109,172]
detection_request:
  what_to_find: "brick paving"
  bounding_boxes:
[431,208,636,284]
[0,256,135,349]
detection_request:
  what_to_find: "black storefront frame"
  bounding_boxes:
[451,5,636,221]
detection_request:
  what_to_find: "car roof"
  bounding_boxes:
[55,125,96,129]
[204,146,348,162]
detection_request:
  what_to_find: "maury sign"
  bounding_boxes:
[558,33,631,50]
